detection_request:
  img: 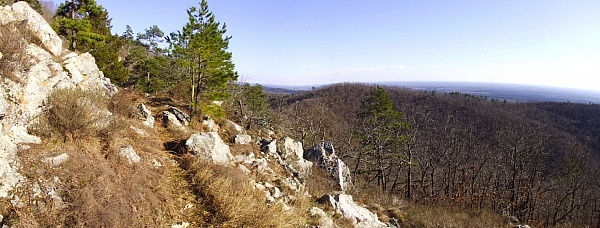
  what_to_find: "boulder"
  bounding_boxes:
[168,107,191,126]
[138,103,154,127]
[220,119,245,135]
[202,116,220,132]
[279,137,313,176]
[162,111,186,132]
[1,2,62,56]
[119,146,141,164]
[305,141,352,191]
[186,132,234,164]
[234,134,252,144]
[318,194,386,228]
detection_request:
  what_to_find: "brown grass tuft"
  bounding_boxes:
[184,158,306,227]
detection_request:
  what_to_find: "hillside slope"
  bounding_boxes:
[273,83,600,227]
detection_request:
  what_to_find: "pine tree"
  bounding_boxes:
[54,0,129,84]
[167,0,237,117]
[355,86,409,192]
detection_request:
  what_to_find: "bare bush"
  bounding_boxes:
[41,88,108,142]
[0,22,35,83]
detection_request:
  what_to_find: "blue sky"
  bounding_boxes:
[98,0,600,92]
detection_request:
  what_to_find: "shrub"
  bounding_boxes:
[0,22,35,83]
[42,88,108,142]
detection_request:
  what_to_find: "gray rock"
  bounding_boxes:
[279,137,313,177]
[1,2,62,56]
[318,194,386,228]
[202,116,220,132]
[306,141,352,191]
[162,111,186,131]
[41,153,69,166]
[168,107,191,126]
[138,103,154,127]
[234,134,252,144]
[220,119,246,135]
[119,146,141,164]
[186,132,233,164]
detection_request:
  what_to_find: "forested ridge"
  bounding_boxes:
[272,83,600,226]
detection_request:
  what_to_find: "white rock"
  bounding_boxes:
[119,146,141,164]
[220,119,245,135]
[3,2,62,56]
[319,194,386,228]
[41,153,69,166]
[202,116,220,132]
[272,187,282,198]
[162,111,186,131]
[138,103,154,127]
[168,107,190,126]
[0,135,24,198]
[306,141,352,191]
[151,159,162,168]
[234,134,252,144]
[186,132,233,164]
[171,222,189,228]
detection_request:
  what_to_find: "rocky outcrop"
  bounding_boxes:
[186,132,234,164]
[168,107,190,126]
[279,137,313,177]
[319,194,386,228]
[162,111,186,131]
[0,2,62,56]
[305,141,352,191]
[138,103,154,127]
[0,2,117,198]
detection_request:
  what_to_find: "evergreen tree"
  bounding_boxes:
[167,0,237,117]
[54,0,129,84]
[355,86,409,192]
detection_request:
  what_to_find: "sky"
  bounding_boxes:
[96,0,600,92]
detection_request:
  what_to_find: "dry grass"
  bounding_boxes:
[0,22,36,83]
[30,88,109,143]
[182,158,306,227]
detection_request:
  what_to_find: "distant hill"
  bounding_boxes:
[260,81,600,104]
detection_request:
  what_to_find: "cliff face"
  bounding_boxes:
[0,2,116,198]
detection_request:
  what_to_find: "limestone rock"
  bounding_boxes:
[0,1,117,199]
[220,119,245,135]
[186,132,234,164]
[234,134,252,144]
[162,111,186,132]
[306,141,352,191]
[202,116,220,132]
[318,194,386,228]
[41,153,69,167]
[279,137,313,177]
[138,103,154,127]
[119,146,141,164]
[1,2,62,56]
[168,107,190,126]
